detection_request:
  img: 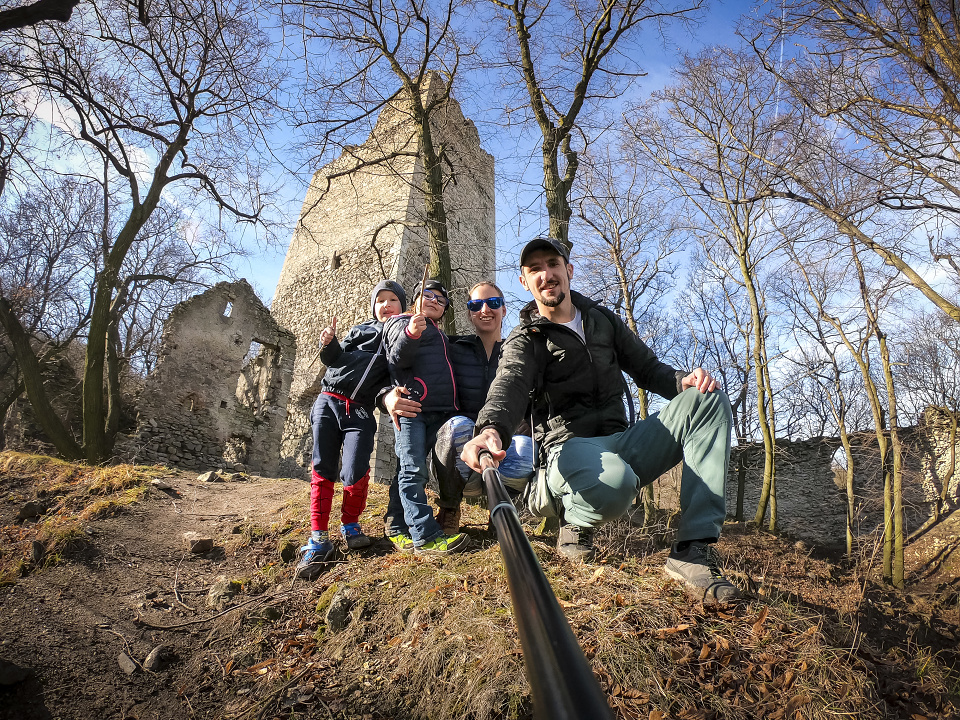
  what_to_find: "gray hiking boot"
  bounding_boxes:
[664,541,741,603]
[557,524,596,562]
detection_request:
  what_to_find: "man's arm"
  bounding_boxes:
[471,327,539,456]
[605,308,686,399]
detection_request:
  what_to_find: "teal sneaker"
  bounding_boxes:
[340,523,372,550]
[387,533,415,554]
[416,533,470,556]
[296,533,334,580]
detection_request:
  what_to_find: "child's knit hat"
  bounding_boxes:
[370,280,407,317]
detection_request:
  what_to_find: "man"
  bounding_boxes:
[461,237,740,603]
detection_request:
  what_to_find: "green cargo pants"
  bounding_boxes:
[544,388,731,541]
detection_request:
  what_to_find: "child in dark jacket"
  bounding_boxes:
[381,279,469,555]
[297,280,407,580]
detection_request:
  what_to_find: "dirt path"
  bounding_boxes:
[0,471,307,720]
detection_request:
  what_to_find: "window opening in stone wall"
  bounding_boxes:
[223,301,233,318]
[243,341,263,366]
[220,400,228,409]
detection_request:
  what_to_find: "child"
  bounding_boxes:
[297,280,407,580]
[382,280,469,555]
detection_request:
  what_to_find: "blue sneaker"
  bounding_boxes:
[296,533,334,580]
[340,523,372,550]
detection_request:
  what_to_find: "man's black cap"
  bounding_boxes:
[519,236,570,267]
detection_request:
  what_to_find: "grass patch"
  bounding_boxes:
[0,451,166,583]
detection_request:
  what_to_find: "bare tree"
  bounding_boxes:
[487,0,704,248]
[895,311,960,520]
[746,0,960,321]
[575,147,683,522]
[676,256,753,521]
[0,0,283,461]
[282,0,473,322]
[789,226,910,586]
[629,47,784,531]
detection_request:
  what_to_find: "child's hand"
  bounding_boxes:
[319,317,337,346]
[407,312,426,338]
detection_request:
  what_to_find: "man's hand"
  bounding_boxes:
[406,312,426,338]
[681,367,718,393]
[461,427,506,472]
[383,386,421,430]
[319,317,338,347]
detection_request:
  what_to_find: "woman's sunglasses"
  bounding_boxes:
[467,296,504,312]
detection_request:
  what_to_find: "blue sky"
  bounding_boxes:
[235,0,758,314]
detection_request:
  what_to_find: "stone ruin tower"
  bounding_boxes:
[272,78,496,478]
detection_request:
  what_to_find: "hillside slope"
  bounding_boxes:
[0,452,957,719]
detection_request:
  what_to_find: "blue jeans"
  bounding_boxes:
[386,412,449,545]
[433,416,533,508]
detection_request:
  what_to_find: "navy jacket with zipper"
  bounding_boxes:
[447,334,502,420]
[475,291,685,462]
[319,319,390,408]
[383,314,459,413]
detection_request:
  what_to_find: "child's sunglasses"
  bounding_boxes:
[466,296,504,311]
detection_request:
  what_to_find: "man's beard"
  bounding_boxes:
[540,290,566,307]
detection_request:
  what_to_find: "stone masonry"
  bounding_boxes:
[719,422,959,549]
[134,280,296,476]
[271,77,496,478]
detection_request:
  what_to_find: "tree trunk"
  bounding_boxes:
[82,125,189,462]
[412,90,454,333]
[0,297,82,459]
[0,380,25,451]
[878,334,904,587]
[739,253,776,529]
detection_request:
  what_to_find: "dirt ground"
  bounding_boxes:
[0,468,314,720]
[1,461,959,720]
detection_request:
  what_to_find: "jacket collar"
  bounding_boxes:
[519,290,598,326]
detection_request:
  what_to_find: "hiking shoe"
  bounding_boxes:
[340,523,372,550]
[664,541,742,603]
[296,534,334,580]
[557,524,596,562]
[387,533,415,554]
[416,533,470,556]
[435,505,462,536]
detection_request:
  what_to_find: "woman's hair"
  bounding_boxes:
[468,280,505,299]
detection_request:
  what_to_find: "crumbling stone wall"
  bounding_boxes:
[272,76,496,478]
[723,425,943,548]
[133,280,296,476]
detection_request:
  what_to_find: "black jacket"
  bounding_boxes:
[476,291,685,461]
[319,319,390,408]
[383,314,459,413]
[447,334,503,420]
